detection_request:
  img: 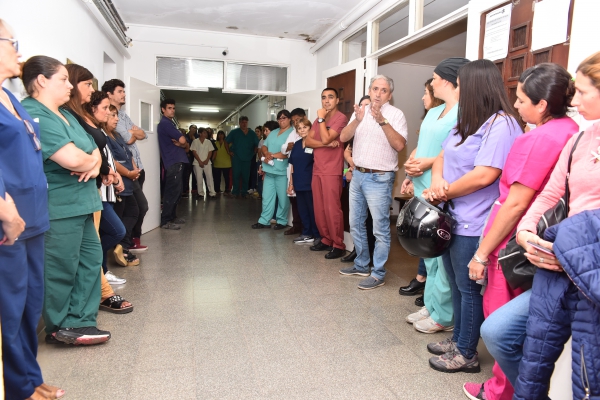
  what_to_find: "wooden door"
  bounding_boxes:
[479,0,575,106]
[327,70,356,121]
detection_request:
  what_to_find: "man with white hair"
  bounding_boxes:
[339,75,408,289]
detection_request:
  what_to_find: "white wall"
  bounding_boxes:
[238,97,270,130]
[124,25,317,94]
[2,0,125,93]
[286,89,323,122]
[377,62,435,197]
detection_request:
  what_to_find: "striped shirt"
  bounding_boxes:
[350,102,408,172]
[100,130,117,203]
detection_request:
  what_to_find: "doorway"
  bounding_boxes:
[327,70,356,122]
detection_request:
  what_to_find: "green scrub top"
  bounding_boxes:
[226,128,259,161]
[22,98,102,220]
[261,127,293,175]
[412,103,458,197]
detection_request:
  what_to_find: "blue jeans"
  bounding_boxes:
[99,202,126,273]
[441,235,483,358]
[418,258,427,277]
[349,170,394,280]
[481,289,531,387]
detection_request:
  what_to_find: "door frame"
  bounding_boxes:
[322,57,366,105]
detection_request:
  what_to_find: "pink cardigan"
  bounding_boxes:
[518,121,600,233]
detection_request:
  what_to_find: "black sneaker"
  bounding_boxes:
[310,241,333,251]
[54,327,111,345]
[45,334,67,345]
[273,223,287,230]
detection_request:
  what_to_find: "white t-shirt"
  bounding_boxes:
[190,138,214,166]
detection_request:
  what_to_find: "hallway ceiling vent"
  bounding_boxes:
[91,0,131,47]
[225,63,287,93]
[156,57,224,90]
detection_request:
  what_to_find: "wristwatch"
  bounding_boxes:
[318,118,325,123]
[379,119,389,127]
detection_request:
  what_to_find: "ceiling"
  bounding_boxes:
[113,0,364,41]
[162,88,253,127]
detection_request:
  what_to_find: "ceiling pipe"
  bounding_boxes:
[217,95,259,127]
[310,0,383,54]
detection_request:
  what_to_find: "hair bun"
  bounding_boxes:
[565,78,576,106]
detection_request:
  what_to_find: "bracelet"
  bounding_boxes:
[472,253,489,267]
[113,180,120,185]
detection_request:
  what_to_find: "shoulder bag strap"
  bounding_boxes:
[564,131,585,214]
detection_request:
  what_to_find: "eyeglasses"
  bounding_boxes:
[0,37,18,52]
[23,119,41,151]
[277,116,289,121]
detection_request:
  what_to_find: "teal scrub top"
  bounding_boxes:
[261,127,293,175]
[226,128,259,161]
[412,103,458,197]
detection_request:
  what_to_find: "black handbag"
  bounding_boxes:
[498,131,583,290]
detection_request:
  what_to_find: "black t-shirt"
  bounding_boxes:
[65,108,110,188]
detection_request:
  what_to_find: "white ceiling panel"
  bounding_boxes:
[113,0,365,41]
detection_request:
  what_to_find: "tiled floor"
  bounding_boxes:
[37,195,493,399]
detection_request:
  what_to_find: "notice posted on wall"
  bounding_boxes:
[483,4,512,61]
[531,0,570,51]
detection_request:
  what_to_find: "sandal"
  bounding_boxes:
[36,383,66,399]
[99,295,134,314]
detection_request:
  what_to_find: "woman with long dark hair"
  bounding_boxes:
[423,59,522,373]
[462,63,578,400]
[21,56,110,346]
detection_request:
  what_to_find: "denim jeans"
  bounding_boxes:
[441,235,483,358]
[161,162,184,226]
[99,202,125,273]
[481,289,531,387]
[418,258,427,277]
[349,170,394,280]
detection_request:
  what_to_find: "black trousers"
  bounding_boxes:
[131,172,149,239]
[161,162,184,226]
[213,167,231,193]
[113,193,139,249]
[290,196,303,231]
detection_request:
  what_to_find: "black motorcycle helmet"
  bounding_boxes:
[396,197,456,258]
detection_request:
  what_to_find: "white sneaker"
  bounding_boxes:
[270,219,277,224]
[414,316,454,333]
[105,271,126,285]
[405,306,430,324]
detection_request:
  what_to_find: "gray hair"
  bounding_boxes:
[369,75,394,93]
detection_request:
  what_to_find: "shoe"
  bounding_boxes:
[270,219,277,224]
[209,194,216,197]
[310,241,332,251]
[427,337,457,355]
[45,334,66,345]
[224,192,232,197]
[182,192,189,198]
[325,248,345,259]
[339,266,370,276]
[293,235,315,244]
[251,222,268,229]
[35,383,66,400]
[161,222,181,230]
[429,350,480,373]
[124,251,140,267]
[105,271,126,284]
[284,227,300,236]
[54,327,111,345]
[340,248,357,263]
[414,317,454,333]
[463,382,487,400]
[113,244,127,266]
[358,276,385,290]
[171,218,186,224]
[399,278,426,296]
[415,295,424,307]
[129,237,148,253]
[405,306,430,324]
[273,223,287,230]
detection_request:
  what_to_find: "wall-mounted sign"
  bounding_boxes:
[483,4,513,61]
[531,0,571,51]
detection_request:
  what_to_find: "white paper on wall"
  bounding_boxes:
[483,4,513,61]
[531,0,571,51]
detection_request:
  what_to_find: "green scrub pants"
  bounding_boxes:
[423,256,454,327]
[43,214,102,334]
[258,173,289,225]
[232,157,251,196]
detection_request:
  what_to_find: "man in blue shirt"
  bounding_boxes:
[157,99,189,230]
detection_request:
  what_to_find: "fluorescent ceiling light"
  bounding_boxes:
[190,108,219,113]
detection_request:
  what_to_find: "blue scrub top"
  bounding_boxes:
[288,139,314,191]
[0,89,49,240]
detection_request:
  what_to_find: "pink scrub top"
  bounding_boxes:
[483,117,580,255]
